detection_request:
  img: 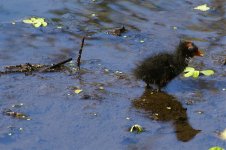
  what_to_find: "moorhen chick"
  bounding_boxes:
[134,40,203,90]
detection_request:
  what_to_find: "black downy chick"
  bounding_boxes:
[134,40,203,90]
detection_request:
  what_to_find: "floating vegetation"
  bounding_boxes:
[194,4,210,11]
[129,124,144,133]
[74,89,83,94]
[140,40,145,43]
[23,17,48,28]
[3,109,31,120]
[99,86,104,90]
[209,146,225,150]
[107,26,126,36]
[0,58,72,76]
[218,128,226,141]
[184,67,214,78]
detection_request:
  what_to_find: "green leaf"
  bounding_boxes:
[23,17,48,28]
[184,67,214,78]
[23,19,33,24]
[42,22,48,27]
[130,124,143,133]
[184,70,194,77]
[30,17,36,21]
[33,22,42,28]
[200,70,214,76]
[74,89,83,94]
[194,4,210,11]
[209,146,225,150]
[184,67,195,77]
[193,70,200,78]
[219,128,226,140]
[184,67,195,73]
[37,18,44,22]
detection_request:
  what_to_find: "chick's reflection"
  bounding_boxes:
[133,90,200,142]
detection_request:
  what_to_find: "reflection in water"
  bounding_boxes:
[48,0,161,35]
[133,90,200,142]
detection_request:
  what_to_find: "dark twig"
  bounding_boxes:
[49,58,72,69]
[77,37,85,70]
[41,58,72,72]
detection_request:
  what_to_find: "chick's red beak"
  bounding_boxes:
[195,50,204,56]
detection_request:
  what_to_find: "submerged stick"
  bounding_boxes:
[77,37,85,70]
[41,58,72,72]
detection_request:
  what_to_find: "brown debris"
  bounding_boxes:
[0,58,72,75]
[3,109,30,120]
[107,26,126,36]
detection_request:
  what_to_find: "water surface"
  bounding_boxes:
[0,0,226,149]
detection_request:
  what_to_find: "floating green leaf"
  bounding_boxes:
[23,19,33,24]
[184,67,214,78]
[200,70,214,76]
[209,146,225,150]
[184,71,194,77]
[30,18,36,21]
[23,17,48,28]
[37,18,44,22]
[193,70,200,78]
[219,128,226,140]
[184,67,195,72]
[184,70,194,77]
[33,22,42,28]
[42,22,48,27]
[129,124,143,133]
[194,4,210,11]
[74,89,83,94]
[184,67,195,77]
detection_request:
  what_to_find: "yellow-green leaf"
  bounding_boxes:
[219,128,226,140]
[209,146,225,150]
[30,18,36,21]
[42,22,48,27]
[193,70,200,78]
[33,22,42,28]
[23,17,48,28]
[194,4,210,11]
[184,71,194,77]
[37,18,44,22]
[200,70,214,76]
[74,89,83,94]
[184,67,195,73]
[23,19,33,24]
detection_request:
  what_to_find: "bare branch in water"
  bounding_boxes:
[41,58,72,72]
[77,37,85,70]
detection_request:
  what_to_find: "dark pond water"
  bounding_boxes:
[0,0,226,149]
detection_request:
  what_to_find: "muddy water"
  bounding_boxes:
[0,0,225,149]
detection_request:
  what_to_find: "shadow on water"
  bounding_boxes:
[133,89,200,142]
